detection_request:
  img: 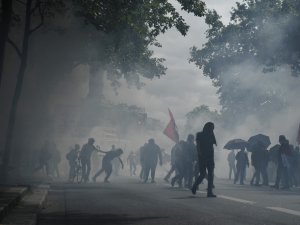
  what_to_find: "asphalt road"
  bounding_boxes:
[37,177,300,225]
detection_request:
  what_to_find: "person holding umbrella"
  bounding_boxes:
[224,139,247,180]
[248,134,271,186]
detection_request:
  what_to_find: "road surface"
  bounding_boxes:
[37,178,300,225]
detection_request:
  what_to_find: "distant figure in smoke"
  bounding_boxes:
[272,135,290,189]
[127,151,137,176]
[182,134,197,188]
[192,122,217,197]
[93,148,124,183]
[49,142,61,178]
[139,144,147,180]
[234,147,249,185]
[164,144,177,182]
[80,138,106,183]
[66,144,80,182]
[289,145,298,187]
[250,142,268,186]
[227,150,236,180]
[111,145,121,176]
[171,141,185,187]
[35,140,52,176]
[294,146,300,183]
[143,139,162,183]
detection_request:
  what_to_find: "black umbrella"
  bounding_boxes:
[247,134,271,151]
[224,139,247,150]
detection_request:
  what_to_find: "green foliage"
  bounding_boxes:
[186,105,220,121]
[185,105,221,134]
[73,0,206,87]
[189,0,300,125]
[190,0,300,81]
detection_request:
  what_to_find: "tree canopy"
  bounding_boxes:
[189,0,300,125]
[73,0,206,88]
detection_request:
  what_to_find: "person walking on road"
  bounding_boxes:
[192,122,217,197]
[234,147,249,185]
[127,151,137,176]
[227,150,236,180]
[272,135,291,189]
[143,139,162,183]
[182,134,197,188]
[170,141,185,187]
[80,138,106,183]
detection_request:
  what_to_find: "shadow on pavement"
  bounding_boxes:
[37,213,167,225]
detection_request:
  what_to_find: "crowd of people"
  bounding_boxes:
[35,121,299,198]
[228,135,300,190]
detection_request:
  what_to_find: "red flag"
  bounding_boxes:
[297,123,300,145]
[163,109,179,143]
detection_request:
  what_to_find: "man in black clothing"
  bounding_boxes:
[80,138,106,183]
[234,147,249,185]
[92,148,124,183]
[143,139,162,183]
[192,122,217,197]
[272,135,290,189]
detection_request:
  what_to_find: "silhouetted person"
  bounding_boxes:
[227,150,236,180]
[35,140,52,176]
[66,144,80,182]
[111,145,121,176]
[171,141,185,187]
[80,138,105,183]
[272,135,290,189]
[127,151,137,176]
[139,144,147,180]
[192,122,217,197]
[49,142,61,178]
[93,149,124,183]
[164,144,177,182]
[261,149,269,186]
[234,147,249,185]
[143,139,162,183]
[182,134,197,188]
[289,145,298,187]
[295,146,300,183]
[250,142,264,186]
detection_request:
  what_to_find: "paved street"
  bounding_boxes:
[36,177,300,225]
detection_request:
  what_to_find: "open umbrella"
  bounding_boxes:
[224,139,247,150]
[247,134,271,151]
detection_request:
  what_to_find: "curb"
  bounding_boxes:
[0,186,28,221]
[1,184,49,225]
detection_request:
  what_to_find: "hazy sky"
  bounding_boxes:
[104,0,239,128]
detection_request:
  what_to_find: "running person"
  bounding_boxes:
[92,148,124,183]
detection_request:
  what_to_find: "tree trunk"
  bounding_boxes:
[0,0,13,88]
[1,0,32,182]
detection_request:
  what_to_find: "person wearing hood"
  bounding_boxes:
[191,122,217,197]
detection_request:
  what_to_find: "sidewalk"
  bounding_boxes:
[0,186,28,221]
[0,185,49,225]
